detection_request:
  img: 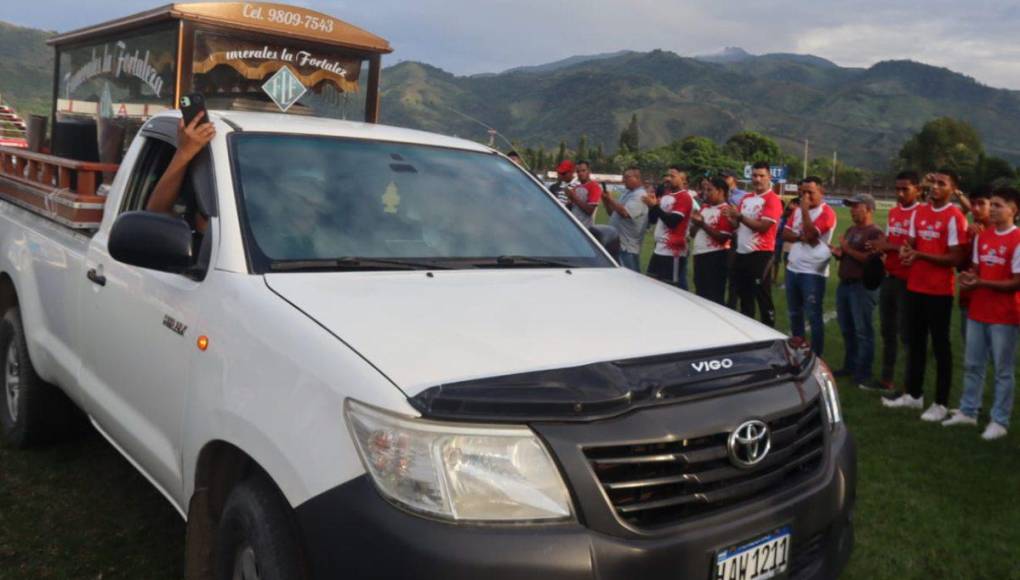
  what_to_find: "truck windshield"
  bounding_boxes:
[230,134,611,272]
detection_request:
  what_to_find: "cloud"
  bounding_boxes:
[6,0,1020,89]
[794,19,1020,88]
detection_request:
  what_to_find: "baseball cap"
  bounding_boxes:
[556,160,575,174]
[845,193,876,210]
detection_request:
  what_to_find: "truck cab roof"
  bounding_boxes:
[198,110,495,154]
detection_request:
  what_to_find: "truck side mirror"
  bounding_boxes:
[588,224,621,262]
[109,211,193,273]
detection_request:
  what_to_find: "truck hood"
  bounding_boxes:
[264,268,782,396]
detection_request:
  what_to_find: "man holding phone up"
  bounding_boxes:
[602,167,650,272]
[146,107,216,233]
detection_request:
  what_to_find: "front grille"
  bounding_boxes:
[583,400,825,529]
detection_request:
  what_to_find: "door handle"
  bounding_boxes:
[86,268,106,286]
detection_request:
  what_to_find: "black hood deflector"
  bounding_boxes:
[409,339,814,422]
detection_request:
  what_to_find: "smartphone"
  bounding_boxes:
[179,93,208,126]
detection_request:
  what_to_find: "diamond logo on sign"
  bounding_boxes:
[262,66,307,112]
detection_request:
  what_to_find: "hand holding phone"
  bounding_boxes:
[180,93,208,126]
[177,94,216,160]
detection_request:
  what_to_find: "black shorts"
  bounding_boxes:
[647,253,686,285]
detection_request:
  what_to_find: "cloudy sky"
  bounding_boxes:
[10,0,1020,90]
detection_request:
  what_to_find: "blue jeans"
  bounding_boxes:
[619,251,641,272]
[960,320,1017,427]
[836,281,878,383]
[786,270,828,356]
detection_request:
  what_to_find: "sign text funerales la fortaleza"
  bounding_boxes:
[221,45,350,78]
[64,41,167,99]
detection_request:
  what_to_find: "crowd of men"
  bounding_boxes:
[545,158,1020,442]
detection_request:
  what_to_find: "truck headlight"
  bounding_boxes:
[813,359,842,428]
[344,399,573,522]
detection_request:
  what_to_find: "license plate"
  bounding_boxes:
[714,526,791,580]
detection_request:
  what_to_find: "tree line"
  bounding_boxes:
[515,115,1018,193]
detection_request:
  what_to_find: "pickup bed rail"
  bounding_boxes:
[0,146,117,229]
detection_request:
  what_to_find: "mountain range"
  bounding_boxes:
[381,49,1020,170]
[3,19,1020,170]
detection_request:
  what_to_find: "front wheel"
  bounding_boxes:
[0,306,77,447]
[215,474,306,580]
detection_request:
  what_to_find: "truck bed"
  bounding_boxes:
[0,195,92,393]
[0,146,116,230]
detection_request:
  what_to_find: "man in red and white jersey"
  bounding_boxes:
[562,160,603,228]
[883,169,969,422]
[724,161,783,326]
[690,176,735,304]
[867,171,922,392]
[942,187,1020,440]
[956,189,992,343]
[782,177,837,356]
[674,168,701,212]
[643,166,694,289]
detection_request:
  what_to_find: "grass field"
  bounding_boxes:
[1,205,1018,579]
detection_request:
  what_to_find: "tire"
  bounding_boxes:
[215,473,306,580]
[0,306,77,448]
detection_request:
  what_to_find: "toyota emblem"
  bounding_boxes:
[728,419,771,468]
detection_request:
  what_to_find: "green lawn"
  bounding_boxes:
[1,206,1018,579]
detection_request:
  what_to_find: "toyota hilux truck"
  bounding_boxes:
[0,110,855,580]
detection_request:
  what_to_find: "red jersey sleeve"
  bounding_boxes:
[761,193,782,222]
[815,205,837,234]
[584,182,603,205]
[672,191,692,217]
[784,210,799,232]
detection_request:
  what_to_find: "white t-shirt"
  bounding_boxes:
[785,203,838,277]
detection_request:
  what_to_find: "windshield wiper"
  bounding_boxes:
[269,257,451,272]
[484,255,577,268]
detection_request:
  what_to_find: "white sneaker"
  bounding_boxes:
[941,410,977,427]
[920,404,949,422]
[981,422,1008,441]
[882,394,924,409]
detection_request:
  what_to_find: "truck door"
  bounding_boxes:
[79,121,211,505]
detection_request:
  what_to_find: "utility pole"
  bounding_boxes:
[802,139,809,180]
[832,150,838,188]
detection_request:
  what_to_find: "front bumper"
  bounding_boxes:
[295,419,855,580]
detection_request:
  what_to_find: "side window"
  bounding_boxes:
[121,137,177,214]
[119,136,212,280]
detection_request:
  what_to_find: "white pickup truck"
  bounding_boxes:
[0,110,855,580]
